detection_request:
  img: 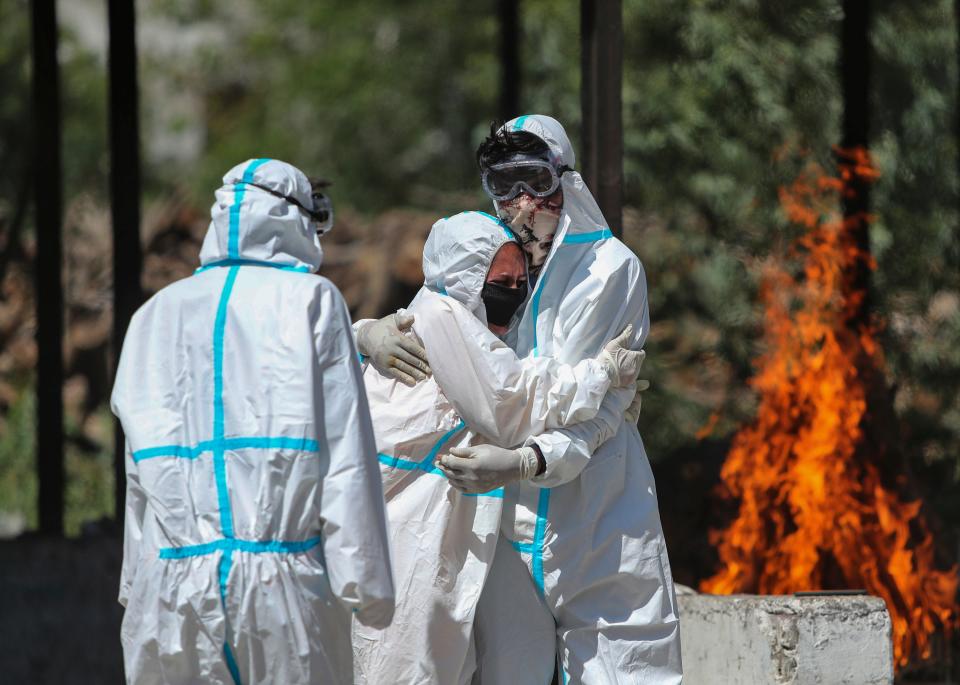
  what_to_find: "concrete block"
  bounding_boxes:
[677,592,893,684]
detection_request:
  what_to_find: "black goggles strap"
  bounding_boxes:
[242,180,328,222]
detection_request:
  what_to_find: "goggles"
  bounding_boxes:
[244,179,334,236]
[481,158,565,202]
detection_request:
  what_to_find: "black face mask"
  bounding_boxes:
[481,281,527,326]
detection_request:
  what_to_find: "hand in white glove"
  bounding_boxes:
[356,312,431,387]
[597,325,646,388]
[624,379,650,425]
[436,443,541,494]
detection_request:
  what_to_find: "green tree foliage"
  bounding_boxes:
[145,0,502,211]
[870,0,960,520]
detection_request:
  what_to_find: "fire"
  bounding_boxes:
[700,147,958,669]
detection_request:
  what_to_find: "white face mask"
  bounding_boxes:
[496,194,562,275]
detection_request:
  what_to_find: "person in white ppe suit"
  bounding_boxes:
[111,158,394,685]
[437,116,683,684]
[352,210,645,684]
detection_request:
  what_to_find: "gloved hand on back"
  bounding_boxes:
[356,311,432,387]
[596,325,646,388]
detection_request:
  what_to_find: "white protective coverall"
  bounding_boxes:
[471,116,683,684]
[112,158,394,685]
[352,211,620,684]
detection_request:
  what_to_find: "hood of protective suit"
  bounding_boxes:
[495,115,611,256]
[199,158,325,273]
[420,211,521,321]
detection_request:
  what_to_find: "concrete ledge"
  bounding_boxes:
[677,591,893,685]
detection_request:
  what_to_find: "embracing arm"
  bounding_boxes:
[413,292,616,448]
[352,312,431,386]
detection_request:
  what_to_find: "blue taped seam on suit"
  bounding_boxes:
[376,422,504,498]
[218,549,233,607]
[159,537,322,559]
[421,422,466,466]
[529,266,551,358]
[196,258,311,274]
[224,436,318,452]
[133,444,206,462]
[132,436,320,463]
[213,266,240,539]
[377,453,443,474]
[224,642,243,685]
[531,488,551,597]
[218,550,244,684]
[228,158,270,259]
[463,489,504,499]
[212,263,241,684]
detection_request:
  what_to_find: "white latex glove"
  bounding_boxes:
[624,379,650,425]
[436,444,540,494]
[356,312,431,387]
[597,325,646,388]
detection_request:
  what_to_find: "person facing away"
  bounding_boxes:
[111,159,394,685]
[437,116,683,684]
[351,210,645,684]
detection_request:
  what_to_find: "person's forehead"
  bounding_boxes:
[489,243,525,268]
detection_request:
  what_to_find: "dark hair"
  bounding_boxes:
[476,119,551,171]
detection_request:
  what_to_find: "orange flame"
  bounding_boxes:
[700,147,958,669]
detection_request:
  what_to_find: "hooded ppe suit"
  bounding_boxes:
[352,211,619,684]
[471,116,683,685]
[112,159,394,685]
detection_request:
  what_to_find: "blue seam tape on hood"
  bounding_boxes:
[228,158,270,260]
[468,210,518,241]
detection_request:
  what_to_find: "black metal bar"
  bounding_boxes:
[580,0,623,237]
[498,0,521,121]
[954,0,960,269]
[839,0,872,327]
[31,0,65,536]
[108,0,143,521]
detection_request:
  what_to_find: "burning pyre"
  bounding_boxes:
[700,148,958,669]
